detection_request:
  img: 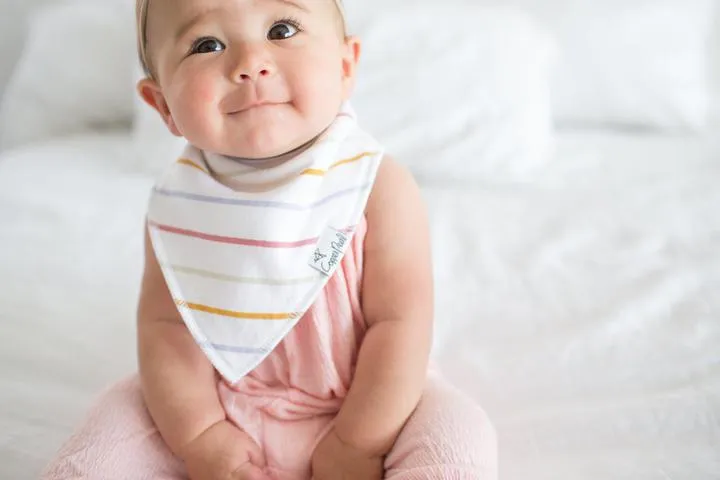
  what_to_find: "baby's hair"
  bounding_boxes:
[136,0,152,78]
[136,0,347,81]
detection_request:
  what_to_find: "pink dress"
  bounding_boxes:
[42,219,497,480]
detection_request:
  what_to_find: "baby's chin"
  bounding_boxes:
[214,136,313,160]
[185,128,309,160]
[183,106,336,159]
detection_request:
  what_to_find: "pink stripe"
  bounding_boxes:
[150,221,354,249]
[150,221,319,248]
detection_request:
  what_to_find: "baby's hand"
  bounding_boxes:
[311,429,384,480]
[181,420,270,480]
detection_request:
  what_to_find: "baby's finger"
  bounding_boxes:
[245,439,267,468]
[233,463,271,480]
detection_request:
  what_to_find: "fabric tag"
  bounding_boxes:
[309,226,350,277]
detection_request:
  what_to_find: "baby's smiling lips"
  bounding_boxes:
[228,101,283,115]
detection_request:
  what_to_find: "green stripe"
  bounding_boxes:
[164,264,319,286]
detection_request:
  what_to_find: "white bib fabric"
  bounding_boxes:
[146,106,384,384]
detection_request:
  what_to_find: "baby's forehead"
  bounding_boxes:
[139,0,345,76]
[146,0,344,23]
[144,0,346,44]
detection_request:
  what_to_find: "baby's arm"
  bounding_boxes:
[137,226,267,479]
[334,157,434,455]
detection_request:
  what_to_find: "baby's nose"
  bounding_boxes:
[231,45,275,82]
[237,68,271,82]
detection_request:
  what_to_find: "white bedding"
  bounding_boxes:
[1,131,719,479]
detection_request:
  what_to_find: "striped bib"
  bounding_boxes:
[146,106,384,384]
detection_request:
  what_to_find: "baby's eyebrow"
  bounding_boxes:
[174,0,310,41]
[275,0,310,13]
[175,7,222,41]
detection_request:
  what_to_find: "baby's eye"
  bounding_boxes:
[191,37,225,55]
[268,21,300,40]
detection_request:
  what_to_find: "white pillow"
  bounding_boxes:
[0,1,135,151]
[510,0,715,131]
[350,5,557,182]
[132,5,556,182]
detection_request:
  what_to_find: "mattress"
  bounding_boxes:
[0,130,718,479]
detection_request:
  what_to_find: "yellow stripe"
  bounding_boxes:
[331,151,376,169]
[213,151,380,178]
[177,158,208,174]
[301,151,378,177]
[176,300,294,320]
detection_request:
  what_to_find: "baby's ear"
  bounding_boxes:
[340,36,361,99]
[137,78,182,137]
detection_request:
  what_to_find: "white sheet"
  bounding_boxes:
[0,131,718,479]
[428,131,720,479]
[0,134,148,478]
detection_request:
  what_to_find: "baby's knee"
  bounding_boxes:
[417,399,497,466]
[42,375,170,480]
[387,379,497,475]
[81,375,149,425]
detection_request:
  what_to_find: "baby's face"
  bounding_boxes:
[139,0,358,159]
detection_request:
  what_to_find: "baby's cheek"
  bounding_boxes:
[175,76,217,110]
[295,61,340,99]
[194,84,217,105]
[172,85,217,129]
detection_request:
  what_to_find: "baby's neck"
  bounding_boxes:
[202,131,325,193]
[226,134,321,170]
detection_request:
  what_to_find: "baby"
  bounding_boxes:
[42,0,497,479]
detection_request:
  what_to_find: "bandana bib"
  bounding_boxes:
[147,106,383,384]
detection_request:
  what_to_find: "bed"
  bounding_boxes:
[1,128,718,479]
[1,0,719,479]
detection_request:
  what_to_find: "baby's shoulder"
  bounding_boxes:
[366,154,424,220]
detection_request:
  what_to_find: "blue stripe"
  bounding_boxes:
[200,343,269,354]
[154,184,371,211]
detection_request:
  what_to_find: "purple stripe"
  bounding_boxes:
[154,184,371,211]
[200,343,269,354]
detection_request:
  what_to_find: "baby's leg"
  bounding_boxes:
[385,375,498,480]
[41,375,187,480]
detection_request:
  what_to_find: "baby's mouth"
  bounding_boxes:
[228,101,284,115]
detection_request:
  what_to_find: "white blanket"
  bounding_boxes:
[0,131,718,479]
